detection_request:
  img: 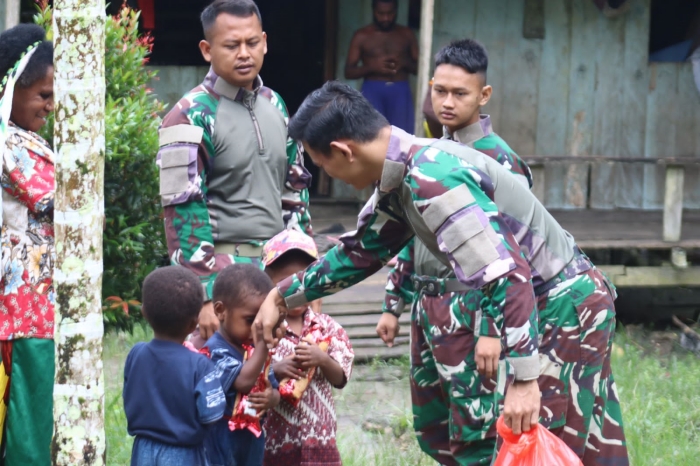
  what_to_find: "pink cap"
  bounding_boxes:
[262,229,319,267]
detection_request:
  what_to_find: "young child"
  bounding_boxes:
[123,266,226,466]
[261,229,354,466]
[202,263,281,466]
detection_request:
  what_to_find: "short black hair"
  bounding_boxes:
[265,250,316,278]
[201,0,262,39]
[288,81,389,156]
[372,0,398,9]
[434,38,489,81]
[213,263,274,308]
[0,24,53,89]
[142,266,203,337]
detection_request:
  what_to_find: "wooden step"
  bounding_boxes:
[344,324,410,340]
[349,336,410,361]
[329,312,410,328]
[321,302,385,315]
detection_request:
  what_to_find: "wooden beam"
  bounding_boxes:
[414,0,434,136]
[530,165,546,203]
[663,166,684,242]
[600,265,700,287]
[323,0,338,82]
[523,156,700,166]
[523,0,545,39]
[576,239,700,250]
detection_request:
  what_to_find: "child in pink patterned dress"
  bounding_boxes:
[261,229,354,466]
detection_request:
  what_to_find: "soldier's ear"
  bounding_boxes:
[330,141,353,162]
[199,40,212,63]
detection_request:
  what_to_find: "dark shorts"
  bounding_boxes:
[205,422,265,466]
[361,79,415,133]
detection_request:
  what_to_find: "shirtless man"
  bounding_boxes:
[345,0,418,132]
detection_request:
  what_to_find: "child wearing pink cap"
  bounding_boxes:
[261,229,354,466]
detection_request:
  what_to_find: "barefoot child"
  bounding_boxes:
[203,264,281,466]
[123,266,226,466]
[261,229,354,466]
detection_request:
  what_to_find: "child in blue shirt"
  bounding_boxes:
[123,266,226,466]
[203,264,281,466]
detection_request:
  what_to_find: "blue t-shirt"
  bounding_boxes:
[123,339,226,446]
[204,332,278,414]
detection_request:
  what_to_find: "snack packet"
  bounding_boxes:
[229,344,272,437]
[278,329,331,406]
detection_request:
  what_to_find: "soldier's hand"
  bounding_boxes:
[253,288,288,348]
[475,336,501,379]
[376,313,400,347]
[503,379,540,435]
[198,301,219,341]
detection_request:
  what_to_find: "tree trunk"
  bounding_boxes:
[52,1,106,464]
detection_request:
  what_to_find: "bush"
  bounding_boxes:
[36,3,166,331]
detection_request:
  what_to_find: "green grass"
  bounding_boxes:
[103,325,151,465]
[103,326,700,466]
[611,329,700,466]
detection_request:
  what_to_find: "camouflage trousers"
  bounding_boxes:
[409,268,629,466]
[530,268,629,466]
[410,283,497,466]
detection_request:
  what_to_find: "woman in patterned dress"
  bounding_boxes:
[0,24,55,465]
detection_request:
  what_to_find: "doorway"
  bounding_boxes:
[256,0,337,196]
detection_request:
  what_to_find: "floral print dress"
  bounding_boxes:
[0,123,55,340]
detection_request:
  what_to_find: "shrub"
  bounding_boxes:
[36,3,166,331]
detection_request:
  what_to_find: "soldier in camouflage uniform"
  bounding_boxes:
[257,81,629,466]
[377,39,534,465]
[156,0,311,345]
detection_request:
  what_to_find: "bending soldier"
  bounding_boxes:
[256,81,629,466]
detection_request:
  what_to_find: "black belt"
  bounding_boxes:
[412,275,470,296]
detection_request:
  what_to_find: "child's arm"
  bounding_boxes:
[293,343,346,387]
[233,322,269,394]
[317,316,355,389]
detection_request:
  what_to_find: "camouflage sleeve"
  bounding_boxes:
[410,149,539,381]
[277,192,414,308]
[157,97,234,301]
[270,91,313,235]
[382,238,416,316]
[474,134,533,189]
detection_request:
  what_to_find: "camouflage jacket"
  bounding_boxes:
[383,115,533,324]
[278,127,542,380]
[157,70,312,300]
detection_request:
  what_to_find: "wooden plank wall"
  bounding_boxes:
[336,0,700,210]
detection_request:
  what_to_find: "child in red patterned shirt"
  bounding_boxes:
[261,229,354,466]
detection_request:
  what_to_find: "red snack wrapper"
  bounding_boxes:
[278,325,332,406]
[229,345,272,438]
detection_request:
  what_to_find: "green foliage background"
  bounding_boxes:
[36,5,166,330]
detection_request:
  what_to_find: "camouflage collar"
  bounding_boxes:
[379,126,414,192]
[205,68,263,106]
[446,114,492,146]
